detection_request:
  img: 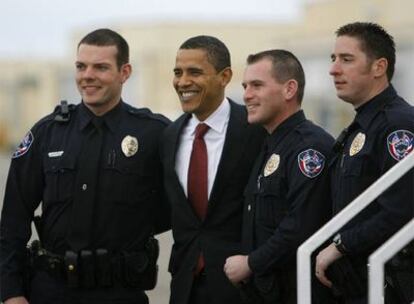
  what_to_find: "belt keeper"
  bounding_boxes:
[96,249,112,287]
[80,250,95,288]
[65,251,79,288]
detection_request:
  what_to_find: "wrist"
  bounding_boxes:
[333,233,348,255]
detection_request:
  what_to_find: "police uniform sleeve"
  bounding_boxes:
[153,126,171,234]
[340,120,414,255]
[0,126,45,301]
[248,141,333,274]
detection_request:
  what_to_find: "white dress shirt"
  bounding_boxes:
[175,98,230,199]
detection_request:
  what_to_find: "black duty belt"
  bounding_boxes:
[28,238,159,290]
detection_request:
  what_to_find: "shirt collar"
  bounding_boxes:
[266,110,306,151]
[354,85,397,130]
[189,97,230,135]
[78,100,123,133]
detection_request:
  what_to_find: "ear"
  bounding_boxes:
[220,67,233,86]
[372,58,388,78]
[283,79,298,101]
[120,63,132,83]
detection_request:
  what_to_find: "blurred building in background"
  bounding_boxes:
[1,0,414,149]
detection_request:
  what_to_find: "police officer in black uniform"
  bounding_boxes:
[315,22,414,304]
[0,29,170,304]
[224,50,335,303]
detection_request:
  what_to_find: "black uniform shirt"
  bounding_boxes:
[330,85,414,256]
[0,101,171,301]
[243,110,334,275]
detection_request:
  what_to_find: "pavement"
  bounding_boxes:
[0,152,173,303]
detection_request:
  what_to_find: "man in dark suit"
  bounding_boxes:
[161,35,264,304]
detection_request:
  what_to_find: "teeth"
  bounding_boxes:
[181,92,197,98]
[247,104,257,110]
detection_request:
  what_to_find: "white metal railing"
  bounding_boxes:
[297,151,414,303]
[369,218,414,304]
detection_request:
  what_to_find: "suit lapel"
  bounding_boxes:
[208,101,248,209]
[166,113,191,205]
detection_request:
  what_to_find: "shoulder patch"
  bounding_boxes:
[297,149,325,178]
[12,131,34,159]
[387,130,414,161]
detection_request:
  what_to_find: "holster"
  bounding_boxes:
[121,236,159,290]
[326,257,366,298]
[385,246,414,303]
[239,274,282,304]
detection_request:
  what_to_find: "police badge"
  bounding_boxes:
[121,135,139,157]
[387,130,414,161]
[263,154,280,177]
[349,132,366,156]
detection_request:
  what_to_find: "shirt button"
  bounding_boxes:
[247,204,251,212]
[82,184,87,191]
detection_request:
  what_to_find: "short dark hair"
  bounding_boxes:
[247,49,306,103]
[336,22,395,81]
[78,28,129,69]
[179,35,231,72]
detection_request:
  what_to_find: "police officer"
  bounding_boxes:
[0,29,170,304]
[315,22,414,304]
[224,50,335,303]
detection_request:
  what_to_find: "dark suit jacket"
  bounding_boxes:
[161,100,265,304]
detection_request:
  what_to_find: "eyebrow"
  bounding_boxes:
[331,53,355,59]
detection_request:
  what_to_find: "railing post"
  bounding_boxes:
[368,219,414,304]
[297,152,414,303]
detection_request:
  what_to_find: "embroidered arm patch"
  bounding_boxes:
[12,131,34,159]
[387,130,414,161]
[297,149,325,178]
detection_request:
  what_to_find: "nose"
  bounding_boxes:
[81,66,95,80]
[329,60,341,76]
[175,73,192,88]
[243,86,253,103]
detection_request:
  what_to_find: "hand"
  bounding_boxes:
[4,296,29,304]
[223,255,252,284]
[315,243,343,288]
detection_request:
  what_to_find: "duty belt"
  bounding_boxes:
[28,239,159,290]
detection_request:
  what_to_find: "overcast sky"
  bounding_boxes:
[0,0,303,59]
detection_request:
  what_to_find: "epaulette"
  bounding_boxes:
[54,100,76,123]
[126,105,170,125]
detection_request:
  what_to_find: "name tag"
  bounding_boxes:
[48,151,64,158]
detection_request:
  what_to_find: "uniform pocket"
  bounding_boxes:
[256,177,286,228]
[43,156,76,203]
[104,157,155,207]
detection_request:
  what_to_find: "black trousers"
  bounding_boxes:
[29,271,148,304]
[189,273,212,304]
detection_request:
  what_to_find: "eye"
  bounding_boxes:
[190,70,202,76]
[75,63,85,71]
[173,70,182,77]
[97,65,109,71]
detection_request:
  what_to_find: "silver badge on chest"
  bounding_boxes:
[121,135,139,157]
[264,153,280,177]
[349,132,366,156]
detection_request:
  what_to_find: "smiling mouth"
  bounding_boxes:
[246,104,259,111]
[179,91,199,101]
[82,86,101,94]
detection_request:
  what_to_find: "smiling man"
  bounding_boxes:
[315,22,414,304]
[224,50,335,303]
[161,35,264,304]
[0,28,171,304]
